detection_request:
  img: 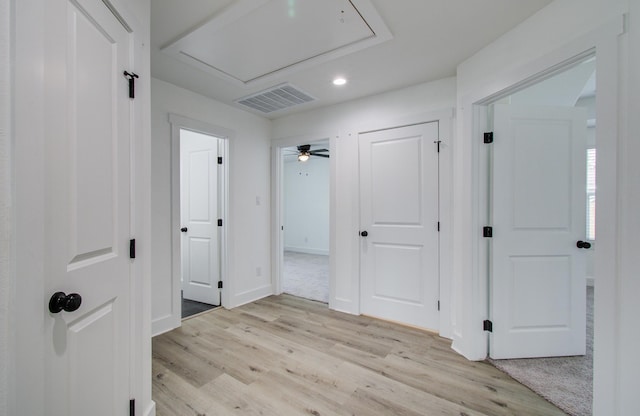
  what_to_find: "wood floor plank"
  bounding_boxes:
[152,294,567,416]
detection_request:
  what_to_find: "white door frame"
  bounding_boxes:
[271,134,334,302]
[355,112,454,337]
[454,16,623,412]
[169,114,230,324]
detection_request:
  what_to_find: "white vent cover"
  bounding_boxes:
[236,84,316,113]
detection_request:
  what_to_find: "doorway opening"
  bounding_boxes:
[168,114,230,323]
[179,128,224,318]
[280,141,330,303]
[484,54,596,416]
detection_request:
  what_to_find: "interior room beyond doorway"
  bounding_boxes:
[281,141,330,303]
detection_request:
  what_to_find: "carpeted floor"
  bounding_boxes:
[283,251,329,303]
[489,286,594,416]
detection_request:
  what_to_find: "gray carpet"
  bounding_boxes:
[283,251,329,303]
[489,286,594,416]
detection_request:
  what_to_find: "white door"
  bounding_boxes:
[44,0,132,414]
[180,129,221,306]
[359,122,440,330]
[490,104,588,359]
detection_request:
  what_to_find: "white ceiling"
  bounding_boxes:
[151,0,553,119]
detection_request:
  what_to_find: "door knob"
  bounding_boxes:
[49,292,82,314]
[180,227,188,232]
[360,231,368,237]
[576,240,592,249]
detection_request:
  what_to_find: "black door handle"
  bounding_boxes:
[49,292,82,313]
[181,227,188,232]
[576,240,592,249]
[360,231,368,237]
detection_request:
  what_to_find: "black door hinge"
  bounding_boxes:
[218,281,223,289]
[123,71,139,99]
[437,222,440,232]
[129,239,136,259]
[218,219,223,227]
[129,399,135,416]
[434,140,442,152]
[218,156,223,165]
[483,226,493,238]
[484,132,494,143]
[483,320,493,332]
[437,300,440,311]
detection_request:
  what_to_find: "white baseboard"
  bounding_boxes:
[152,314,180,337]
[284,246,329,256]
[144,401,156,416]
[230,284,273,308]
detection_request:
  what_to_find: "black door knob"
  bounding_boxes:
[360,231,368,237]
[180,227,188,232]
[576,240,592,249]
[49,292,82,314]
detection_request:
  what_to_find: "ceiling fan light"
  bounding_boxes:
[298,152,310,162]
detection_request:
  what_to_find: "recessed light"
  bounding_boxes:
[333,77,347,86]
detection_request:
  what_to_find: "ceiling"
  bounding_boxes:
[151,0,553,119]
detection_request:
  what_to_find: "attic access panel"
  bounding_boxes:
[162,0,392,86]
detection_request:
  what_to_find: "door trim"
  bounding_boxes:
[454,16,623,411]
[166,114,230,331]
[355,114,453,336]
[271,134,334,303]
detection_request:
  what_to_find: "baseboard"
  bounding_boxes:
[143,401,156,416]
[151,314,180,337]
[284,246,329,256]
[329,297,358,315]
[230,284,273,308]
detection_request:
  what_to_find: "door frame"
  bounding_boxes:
[357,121,441,331]
[169,114,230,324]
[355,112,454,337]
[179,130,223,306]
[271,134,334,303]
[454,15,623,411]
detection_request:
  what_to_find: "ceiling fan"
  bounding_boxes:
[289,144,329,161]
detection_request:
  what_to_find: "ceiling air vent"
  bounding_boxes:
[236,84,316,114]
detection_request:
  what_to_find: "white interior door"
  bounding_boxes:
[359,122,440,330]
[180,129,221,306]
[491,104,588,359]
[44,0,132,414]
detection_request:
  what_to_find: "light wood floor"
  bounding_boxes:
[152,294,566,416]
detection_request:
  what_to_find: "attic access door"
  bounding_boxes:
[359,122,440,330]
[490,104,588,358]
[180,129,222,306]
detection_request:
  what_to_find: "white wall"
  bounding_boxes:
[283,156,330,255]
[618,0,640,412]
[273,77,456,335]
[0,0,11,414]
[453,0,637,413]
[151,78,272,335]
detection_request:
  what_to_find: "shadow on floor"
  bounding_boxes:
[182,298,218,319]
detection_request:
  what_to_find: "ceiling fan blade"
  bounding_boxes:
[309,149,329,154]
[312,153,330,158]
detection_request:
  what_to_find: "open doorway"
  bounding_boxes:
[179,128,224,318]
[168,114,230,323]
[280,141,330,303]
[486,55,596,416]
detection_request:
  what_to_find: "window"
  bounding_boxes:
[586,148,596,240]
